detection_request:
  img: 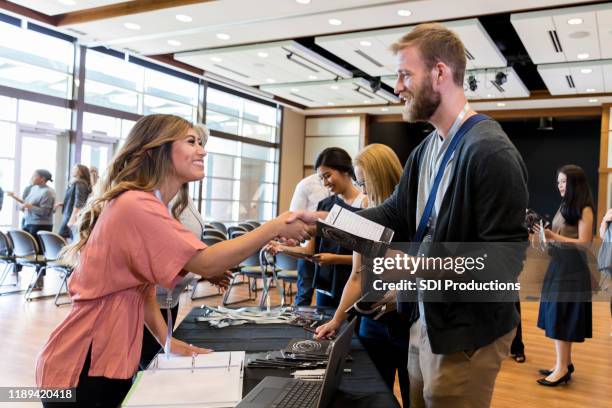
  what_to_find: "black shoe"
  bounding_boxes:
[538,364,574,376]
[537,370,571,387]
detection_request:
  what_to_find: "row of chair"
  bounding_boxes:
[0,230,71,305]
[191,220,299,306]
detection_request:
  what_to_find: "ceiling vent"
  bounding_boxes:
[353,49,383,67]
[288,92,314,102]
[565,74,575,88]
[465,49,475,61]
[548,30,563,53]
[489,80,505,93]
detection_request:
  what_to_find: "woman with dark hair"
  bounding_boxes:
[533,164,594,386]
[270,147,367,307]
[56,164,92,240]
[35,114,310,407]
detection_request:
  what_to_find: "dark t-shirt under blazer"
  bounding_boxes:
[359,119,529,355]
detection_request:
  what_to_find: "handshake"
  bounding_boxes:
[268,210,328,244]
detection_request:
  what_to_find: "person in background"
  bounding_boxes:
[56,165,92,240]
[139,124,212,370]
[600,208,612,319]
[89,166,99,189]
[315,143,410,406]
[289,172,330,306]
[7,169,56,246]
[35,114,310,407]
[0,185,4,212]
[533,164,594,386]
[270,147,367,308]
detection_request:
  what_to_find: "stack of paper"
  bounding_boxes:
[122,351,245,408]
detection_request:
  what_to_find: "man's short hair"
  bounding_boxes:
[391,23,466,87]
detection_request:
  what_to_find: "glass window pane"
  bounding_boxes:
[207,88,240,118]
[243,100,277,127]
[207,154,235,179]
[83,112,121,137]
[121,119,136,138]
[17,100,70,129]
[206,136,239,155]
[205,178,234,200]
[0,121,16,158]
[0,95,16,121]
[0,57,72,99]
[144,95,194,121]
[241,143,274,161]
[206,110,239,135]
[144,69,198,106]
[241,119,276,143]
[86,50,143,92]
[85,79,140,113]
[203,200,234,223]
[0,158,15,227]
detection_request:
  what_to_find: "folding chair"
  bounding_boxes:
[0,231,20,295]
[8,230,47,302]
[37,231,72,306]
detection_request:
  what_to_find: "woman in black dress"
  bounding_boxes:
[533,164,594,386]
[55,164,92,240]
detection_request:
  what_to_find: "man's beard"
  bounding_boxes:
[401,78,441,123]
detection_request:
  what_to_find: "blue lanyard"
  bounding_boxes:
[413,112,488,243]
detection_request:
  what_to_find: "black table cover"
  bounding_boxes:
[173,306,401,408]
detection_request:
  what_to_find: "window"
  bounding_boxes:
[0,21,74,99]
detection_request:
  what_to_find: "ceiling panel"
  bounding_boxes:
[537,59,612,95]
[381,67,529,99]
[260,78,397,108]
[315,18,506,77]
[175,40,352,86]
[8,0,123,15]
[511,3,612,64]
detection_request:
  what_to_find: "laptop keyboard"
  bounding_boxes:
[272,380,321,408]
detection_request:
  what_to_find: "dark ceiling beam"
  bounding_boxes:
[0,0,57,25]
[55,0,217,26]
[147,53,204,76]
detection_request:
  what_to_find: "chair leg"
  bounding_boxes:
[24,266,45,301]
[222,274,254,306]
[54,271,71,306]
[0,263,12,286]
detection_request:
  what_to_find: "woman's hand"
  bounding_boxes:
[314,319,342,340]
[532,223,553,240]
[313,253,336,265]
[264,240,284,255]
[207,270,233,289]
[54,202,64,210]
[170,338,212,356]
[272,212,310,242]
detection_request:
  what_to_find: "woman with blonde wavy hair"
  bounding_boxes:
[36,114,310,407]
[316,143,410,406]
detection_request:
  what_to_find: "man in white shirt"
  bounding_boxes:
[289,173,329,305]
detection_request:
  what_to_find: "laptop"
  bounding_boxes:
[236,317,357,408]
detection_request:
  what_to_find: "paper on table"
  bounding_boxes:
[155,351,242,370]
[123,352,245,408]
[322,205,385,242]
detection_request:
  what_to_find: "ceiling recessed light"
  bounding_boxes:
[257,51,269,58]
[167,40,181,47]
[360,40,372,47]
[216,33,230,40]
[328,18,342,26]
[567,18,583,25]
[124,22,141,31]
[308,75,318,80]
[330,85,339,90]
[175,14,192,23]
[580,68,593,74]
[588,98,598,103]
[291,88,299,92]
[381,107,389,112]
[363,100,370,104]
[586,88,596,92]
[486,94,492,98]
[210,56,222,63]
[497,102,506,107]
[346,109,354,113]
[397,9,412,17]
[327,102,335,106]
[577,53,589,59]
[266,78,275,83]
[296,0,311,4]
[58,0,76,5]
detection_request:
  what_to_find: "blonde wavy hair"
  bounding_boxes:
[63,114,197,264]
[353,144,403,206]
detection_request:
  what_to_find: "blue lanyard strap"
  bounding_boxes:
[413,113,488,243]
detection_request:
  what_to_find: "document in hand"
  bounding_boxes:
[316,204,394,257]
[122,351,245,407]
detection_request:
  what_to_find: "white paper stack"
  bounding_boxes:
[122,351,245,408]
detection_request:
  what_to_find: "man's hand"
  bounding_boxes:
[313,253,336,265]
[20,203,33,210]
[286,210,329,224]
